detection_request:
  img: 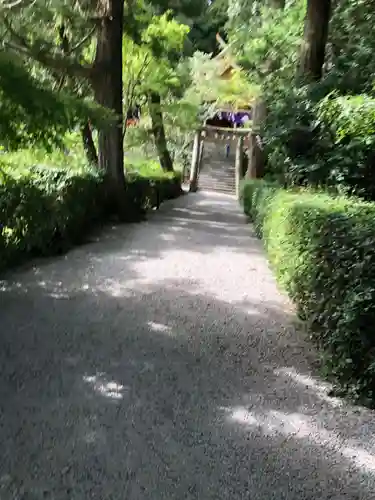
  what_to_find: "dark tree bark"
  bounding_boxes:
[81,121,98,166]
[5,0,126,215]
[148,91,174,172]
[92,0,126,215]
[298,0,332,82]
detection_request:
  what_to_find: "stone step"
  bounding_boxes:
[198,177,235,184]
[199,176,235,181]
[200,170,235,176]
[198,183,235,194]
[199,174,235,181]
[199,181,235,187]
[199,172,235,179]
[198,166,236,194]
[199,186,236,194]
[199,181,235,188]
[199,185,235,192]
[198,176,235,183]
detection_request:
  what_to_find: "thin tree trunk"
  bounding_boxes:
[81,121,98,166]
[248,98,267,178]
[92,0,126,215]
[57,24,99,167]
[298,0,332,82]
[148,92,174,172]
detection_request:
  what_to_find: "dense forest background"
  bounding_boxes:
[2,0,374,203]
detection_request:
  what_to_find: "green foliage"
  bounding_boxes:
[0,50,106,149]
[228,0,375,200]
[327,0,375,94]
[315,94,375,199]
[242,179,375,405]
[122,21,206,174]
[122,30,187,103]
[262,90,375,199]
[125,170,182,218]
[260,83,325,186]
[183,50,257,115]
[152,0,229,54]
[0,164,105,270]
[187,0,229,54]
[228,0,304,84]
[141,11,189,60]
[0,143,182,272]
[122,11,194,173]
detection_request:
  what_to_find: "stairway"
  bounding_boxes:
[197,142,236,195]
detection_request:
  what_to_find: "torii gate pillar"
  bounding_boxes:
[189,131,202,192]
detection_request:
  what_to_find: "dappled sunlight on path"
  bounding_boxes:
[0,192,374,499]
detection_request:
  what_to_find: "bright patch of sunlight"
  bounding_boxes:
[96,278,141,297]
[38,279,70,298]
[50,292,70,298]
[231,407,258,426]
[274,367,342,407]
[171,215,238,228]
[160,233,177,242]
[223,405,375,473]
[148,321,173,335]
[83,372,127,400]
[173,208,209,216]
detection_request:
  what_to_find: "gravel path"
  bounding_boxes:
[1,191,375,500]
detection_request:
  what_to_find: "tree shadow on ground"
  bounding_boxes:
[0,190,261,285]
[1,272,374,500]
[64,192,265,268]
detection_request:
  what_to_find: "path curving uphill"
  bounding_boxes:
[1,192,375,499]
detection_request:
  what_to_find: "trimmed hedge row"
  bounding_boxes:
[241,179,375,405]
[125,172,182,217]
[0,166,182,272]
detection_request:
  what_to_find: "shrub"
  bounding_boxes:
[242,179,375,405]
[125,172,182,220]
[0,163,182,272]
[0,166,106,270]
[262,85,375,201]
[315,94,375,199]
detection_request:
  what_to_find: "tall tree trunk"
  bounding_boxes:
[81,121,98,166]
[92,0,126,215]
[148,92,174,172]
[298,0,332,82]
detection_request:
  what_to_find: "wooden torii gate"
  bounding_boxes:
[185,34,265,197]
[188,124,261,198]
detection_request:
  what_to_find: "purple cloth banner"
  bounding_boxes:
[219,111,252,126]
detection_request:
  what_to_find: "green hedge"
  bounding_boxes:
[125,171,182,218]
[241,179,375,405]
[0,166,105,269]
[0,166,182,272]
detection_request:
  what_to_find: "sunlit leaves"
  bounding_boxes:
[0,48,109,149]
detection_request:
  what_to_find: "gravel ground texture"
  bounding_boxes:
[1,191,375,500]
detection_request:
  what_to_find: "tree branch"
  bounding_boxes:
[0,0,35,10]
[6,40,93,79]
[69,26,96,55]
[3,17,94,79]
